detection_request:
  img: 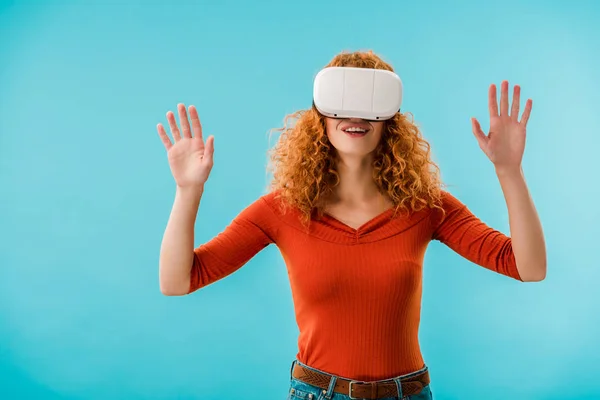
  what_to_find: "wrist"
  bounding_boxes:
[494,165,523,178]
[176,184,204,199]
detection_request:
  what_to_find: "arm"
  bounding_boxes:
[159,186,204,296]
[157,102,215,296]
[431,191,523,281]
[159,192,275,296]
[469,80,546,282]
[156,103,274,296]
[496,166,546,281]
[188,197,274,294]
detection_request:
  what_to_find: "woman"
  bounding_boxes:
[156,51,546,400]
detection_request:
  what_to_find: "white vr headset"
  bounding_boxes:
[313,67,403,121]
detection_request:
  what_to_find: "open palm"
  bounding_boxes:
[157,104,215,188]
[471,81,533,171]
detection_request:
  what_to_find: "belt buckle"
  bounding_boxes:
[348,380,368,400]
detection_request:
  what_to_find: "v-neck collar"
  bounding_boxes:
[320,207,396,235]
[310,206,432,244]
[261,193,433,245]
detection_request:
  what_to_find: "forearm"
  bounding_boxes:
[495,166,547,281]
[159,185,204,295]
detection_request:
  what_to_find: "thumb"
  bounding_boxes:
[203,135,215,162]
[471,118,488,149]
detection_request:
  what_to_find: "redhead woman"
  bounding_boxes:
[156,50,546,400]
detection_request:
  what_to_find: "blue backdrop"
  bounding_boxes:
[1,1,599,399]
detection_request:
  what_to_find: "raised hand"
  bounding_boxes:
[157,104,215,188]
[471,81,533,172]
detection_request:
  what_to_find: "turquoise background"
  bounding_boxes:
[1,0,599,399]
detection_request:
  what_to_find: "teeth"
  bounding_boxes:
[344,127,366,133]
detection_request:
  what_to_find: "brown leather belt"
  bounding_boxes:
[291,362,430,399]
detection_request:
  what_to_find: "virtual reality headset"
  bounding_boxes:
[313,67,403,121]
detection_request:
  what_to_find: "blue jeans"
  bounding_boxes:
[287,359,433,400]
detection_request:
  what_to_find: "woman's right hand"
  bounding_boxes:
[157,104,215,189]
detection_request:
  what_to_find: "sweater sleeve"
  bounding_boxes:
[431,191,522,281]
[188,197,275,293]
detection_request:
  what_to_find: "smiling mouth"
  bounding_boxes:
[342,127,369,136]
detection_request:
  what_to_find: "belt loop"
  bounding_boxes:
[322,375,337,399]
[393,377,403,398]
[290,359,297,380]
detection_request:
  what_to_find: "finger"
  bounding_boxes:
[471,118,488,147]
[500,80,509,116]
[520,99,533,126]
[511,85,521,121]
[166,111,181,141]
[488,84,499,117]
[203,135,215,163]
[177,103,192,139]
[188,105,203,141]
[157,123,172,151]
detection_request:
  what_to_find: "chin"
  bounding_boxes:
[333,146,377,158]
[329,137,378,156]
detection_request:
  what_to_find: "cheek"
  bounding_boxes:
[325,121,340,141]
[325,120,338,133]
[373,124,385,139]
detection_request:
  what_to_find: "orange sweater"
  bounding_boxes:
[189,190,522,381]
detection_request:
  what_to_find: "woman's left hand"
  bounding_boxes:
[471,80,532,172]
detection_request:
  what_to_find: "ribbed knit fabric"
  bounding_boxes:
[189,190,522,381]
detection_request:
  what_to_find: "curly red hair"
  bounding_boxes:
[267,50,446,226]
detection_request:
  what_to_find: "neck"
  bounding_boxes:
[329,154,382,205]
